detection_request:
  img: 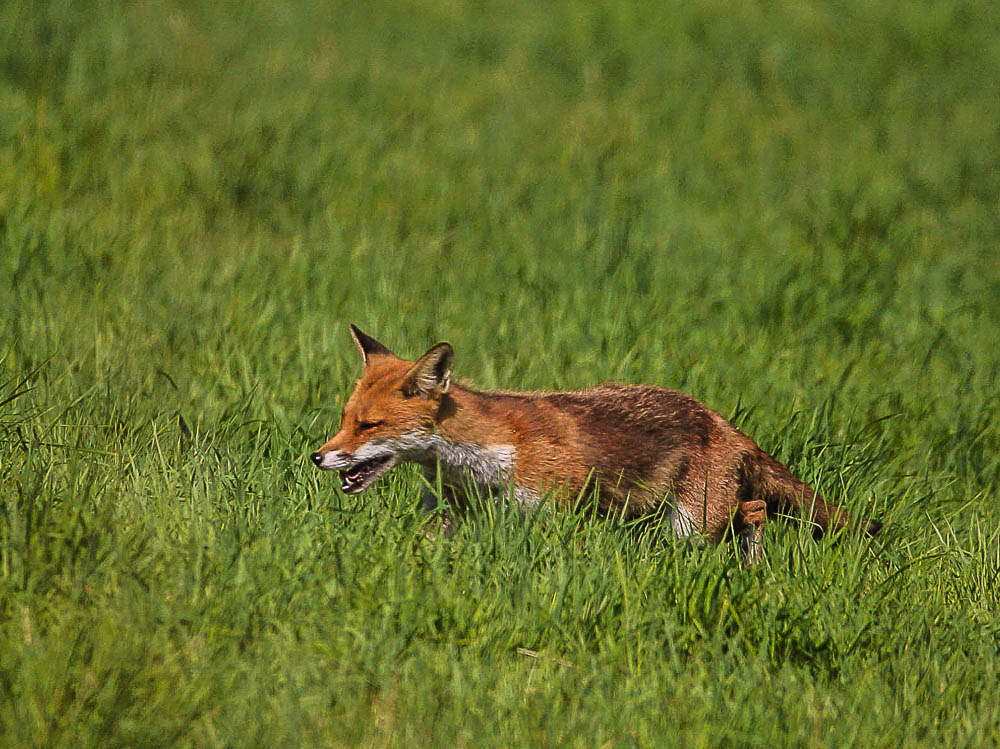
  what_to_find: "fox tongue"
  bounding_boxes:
[347,467,363,481]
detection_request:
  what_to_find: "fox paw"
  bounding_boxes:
[737,498,767,528]
[422,511,455,541]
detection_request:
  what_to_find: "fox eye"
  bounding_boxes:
[357,419,384,432]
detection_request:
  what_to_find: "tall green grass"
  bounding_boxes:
[2,0,998,744]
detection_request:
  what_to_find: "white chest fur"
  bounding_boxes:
[432,438,515,486]
[353,431,511,482]
[354,431,542,507]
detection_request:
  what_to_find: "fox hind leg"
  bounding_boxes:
[735,498,767,567]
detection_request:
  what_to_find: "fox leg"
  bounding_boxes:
[420,499,453,541]
[419,469,469,538]
[735,499,767,567]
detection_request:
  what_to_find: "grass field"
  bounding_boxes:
[2,0,999,745]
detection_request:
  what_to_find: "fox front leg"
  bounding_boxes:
[419,468,465,538]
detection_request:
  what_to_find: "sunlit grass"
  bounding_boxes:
[1,0,998,744]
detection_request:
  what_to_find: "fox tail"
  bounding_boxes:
[740,450,882,537]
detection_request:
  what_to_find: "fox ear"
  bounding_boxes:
[402,342,453,398]
[350,324,395,365]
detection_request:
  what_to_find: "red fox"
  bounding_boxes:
[311,326,881,564]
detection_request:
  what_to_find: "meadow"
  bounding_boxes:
[1,0,999,744]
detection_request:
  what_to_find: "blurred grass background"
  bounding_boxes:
[1,0,998,745]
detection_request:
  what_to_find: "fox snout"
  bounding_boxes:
[310,448,353,472]
[309,444,400,494]
[309,449,350,470]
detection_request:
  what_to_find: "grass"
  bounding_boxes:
[1,0,999,744]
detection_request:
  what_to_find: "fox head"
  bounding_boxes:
[309,325,453,493]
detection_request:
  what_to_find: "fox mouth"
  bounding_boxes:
[339,455,395,494]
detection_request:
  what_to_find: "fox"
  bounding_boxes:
[310,325,881,565]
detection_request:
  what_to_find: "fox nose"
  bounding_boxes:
[310,451,324,466]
